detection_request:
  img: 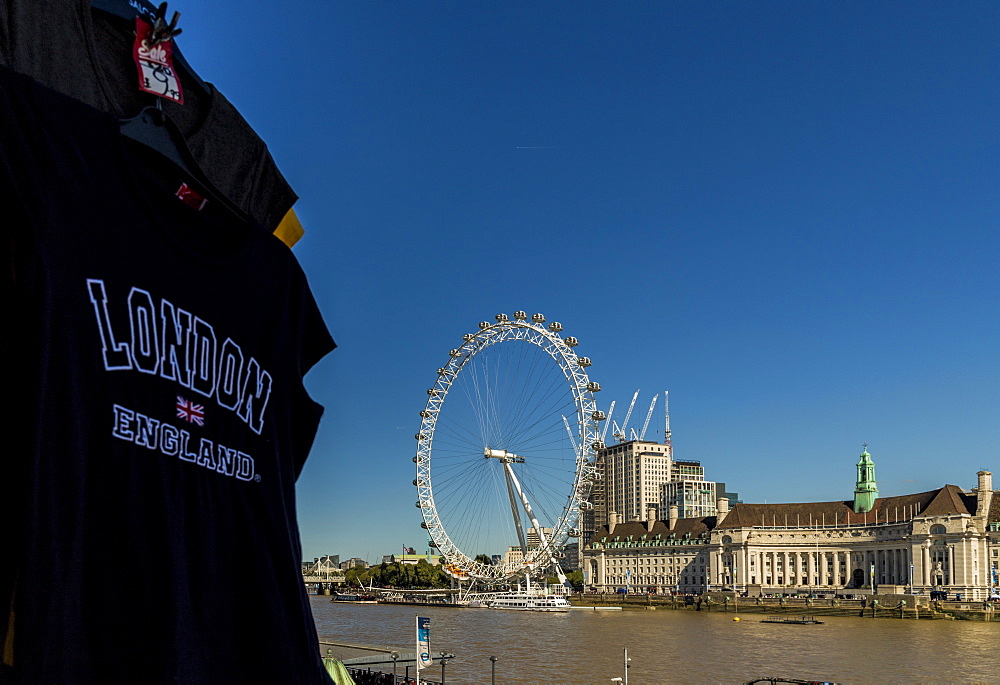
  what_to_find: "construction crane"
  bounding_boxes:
[663,390,672,450]
[599,400,615,443]
[639,394,658,440]
[561,415,579,452]
[613,390,640,443]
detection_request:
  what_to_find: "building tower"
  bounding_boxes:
[853,443,878,513]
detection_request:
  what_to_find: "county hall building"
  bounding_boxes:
[583,448,1000,600]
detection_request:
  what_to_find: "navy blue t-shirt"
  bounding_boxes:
[1,66,334,684]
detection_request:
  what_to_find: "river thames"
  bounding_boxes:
[310,596,997,684]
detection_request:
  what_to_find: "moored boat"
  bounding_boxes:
[331,593,379,604]
[487,590,570,612]
[759,615,824,624]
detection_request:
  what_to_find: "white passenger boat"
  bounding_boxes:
[487,592,571,611]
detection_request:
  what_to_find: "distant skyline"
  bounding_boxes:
[177,1,1000,560]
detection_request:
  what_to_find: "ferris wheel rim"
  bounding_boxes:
[414,314,600,583]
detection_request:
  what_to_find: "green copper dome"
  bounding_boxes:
[853,443,878,513]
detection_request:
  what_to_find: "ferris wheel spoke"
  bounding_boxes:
[472,345,564,449]
[500,364,566,434]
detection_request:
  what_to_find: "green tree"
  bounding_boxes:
[544,570,583,591]
[344,561,453,590]
[566,570,584,591]
[344,565,373,588]
[414,559,436,588]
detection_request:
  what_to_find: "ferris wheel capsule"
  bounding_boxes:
[478,321,490,330]
[532,313,545,323]
[577,357,592,367]
[495,313,509,322]
[549,322,563,332]
[592,411,606,421]
[427,388,439,396]
[587,381,601,392]
[564,336,578,347]
[449,349,461,357]
[513,311,527,320]
[463,333,475,341]
[415,433,427,440]
[591,440,606,450]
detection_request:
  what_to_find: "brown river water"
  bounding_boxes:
[309,596,999,684]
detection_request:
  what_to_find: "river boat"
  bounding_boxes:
[759,615,824,625]
[379,591,455,607]
[331,593,379,604]
[744,679,839,684]
[487,591,571,612]
[453,599,487,608]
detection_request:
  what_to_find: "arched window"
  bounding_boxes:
[930,524,946,535]
[721,535,733,545]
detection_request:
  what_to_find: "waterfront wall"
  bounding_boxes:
[573,592,1000,621]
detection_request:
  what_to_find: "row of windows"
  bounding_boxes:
[605,575,706,586]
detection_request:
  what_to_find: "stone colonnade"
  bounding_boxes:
[714,545,918,589]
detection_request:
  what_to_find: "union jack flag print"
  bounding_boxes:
[176,396,205,426]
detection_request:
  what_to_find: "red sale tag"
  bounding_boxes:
[132,17,184,104]
[176,183,207,211]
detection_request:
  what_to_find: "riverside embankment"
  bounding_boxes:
[574,591,1000,621]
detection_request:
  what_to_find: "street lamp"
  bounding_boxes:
[923,538,933,594]
[390,651,399,683]
[623,646,631,685]
[439,651,454,684]
[489,656,498,685]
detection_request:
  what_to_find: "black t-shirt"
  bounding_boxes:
[0,0,298,231]
[1,66,333,684]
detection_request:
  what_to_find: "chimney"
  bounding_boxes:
[668,505,678,530]
[608,510,618,536]
[646,507,656,532]
[976,471,993,517]
[716,496,730,525]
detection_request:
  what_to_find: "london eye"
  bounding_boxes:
[413,312,603,583]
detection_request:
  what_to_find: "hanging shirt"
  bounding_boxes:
[0,66,334,684]
[0,0,298,231]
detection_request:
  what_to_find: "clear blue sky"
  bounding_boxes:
[177,2,999,561]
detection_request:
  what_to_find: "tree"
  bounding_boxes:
[566,570,584,591]
[344,565,373,588]
[344,561,453,590]
[544,570,583,591]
